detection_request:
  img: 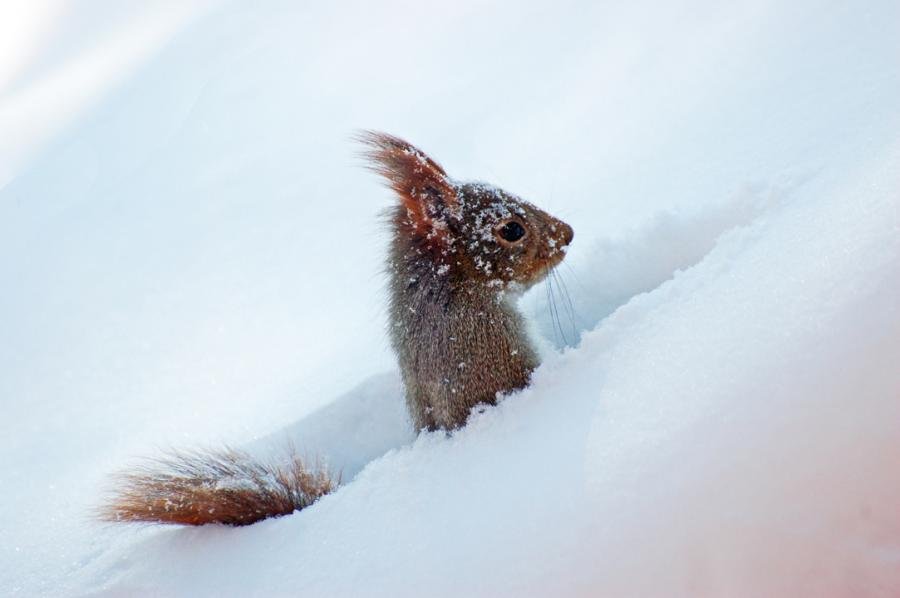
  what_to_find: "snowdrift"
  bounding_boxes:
[75,139,900,598]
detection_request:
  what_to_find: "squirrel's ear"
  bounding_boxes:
[358,131,458,242]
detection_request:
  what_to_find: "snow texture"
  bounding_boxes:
[1,0,899,596]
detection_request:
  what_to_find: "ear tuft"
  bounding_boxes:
[357,131,458,242]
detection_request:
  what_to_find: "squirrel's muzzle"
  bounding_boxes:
[559,222,574,247]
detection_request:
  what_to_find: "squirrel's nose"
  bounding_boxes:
[559,222,574,247]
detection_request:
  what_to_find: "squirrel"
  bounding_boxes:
[101,132,573,526]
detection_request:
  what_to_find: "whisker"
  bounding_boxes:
[544,277,561,346]
[562,261,588,294]
[553,268,581,343]
[551,270,571,344]
[547,271,568,346]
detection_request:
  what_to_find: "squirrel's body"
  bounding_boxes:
[102,133,572,525]
[389,246,539,430]
[386,179,571,429]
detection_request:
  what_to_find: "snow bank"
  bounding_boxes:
[69,136,900,598]
[524,181,788,348]
[576,146,900,595]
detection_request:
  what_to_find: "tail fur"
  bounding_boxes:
[100,448,337,526]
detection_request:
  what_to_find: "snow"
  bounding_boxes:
[1,0,899,596]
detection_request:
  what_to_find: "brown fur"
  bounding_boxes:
[357,130,459,250]
[100,449,335,526]
[364,132,574,430]
[101,132,573,525]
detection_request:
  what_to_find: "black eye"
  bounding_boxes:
[497,220,526,243]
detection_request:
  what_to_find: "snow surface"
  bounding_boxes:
[1,1,899,596]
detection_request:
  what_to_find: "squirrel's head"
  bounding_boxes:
[360,131,573,291]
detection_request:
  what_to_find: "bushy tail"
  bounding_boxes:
[100,448,337,526]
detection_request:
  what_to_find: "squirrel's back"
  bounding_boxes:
[101,132,573,526]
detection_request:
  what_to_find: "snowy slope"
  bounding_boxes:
[1,1,899,596]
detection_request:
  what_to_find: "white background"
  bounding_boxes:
[1,1,899,595]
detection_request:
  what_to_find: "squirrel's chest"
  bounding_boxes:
[389,282,538,429]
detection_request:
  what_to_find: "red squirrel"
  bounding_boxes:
[102,132,573,526]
